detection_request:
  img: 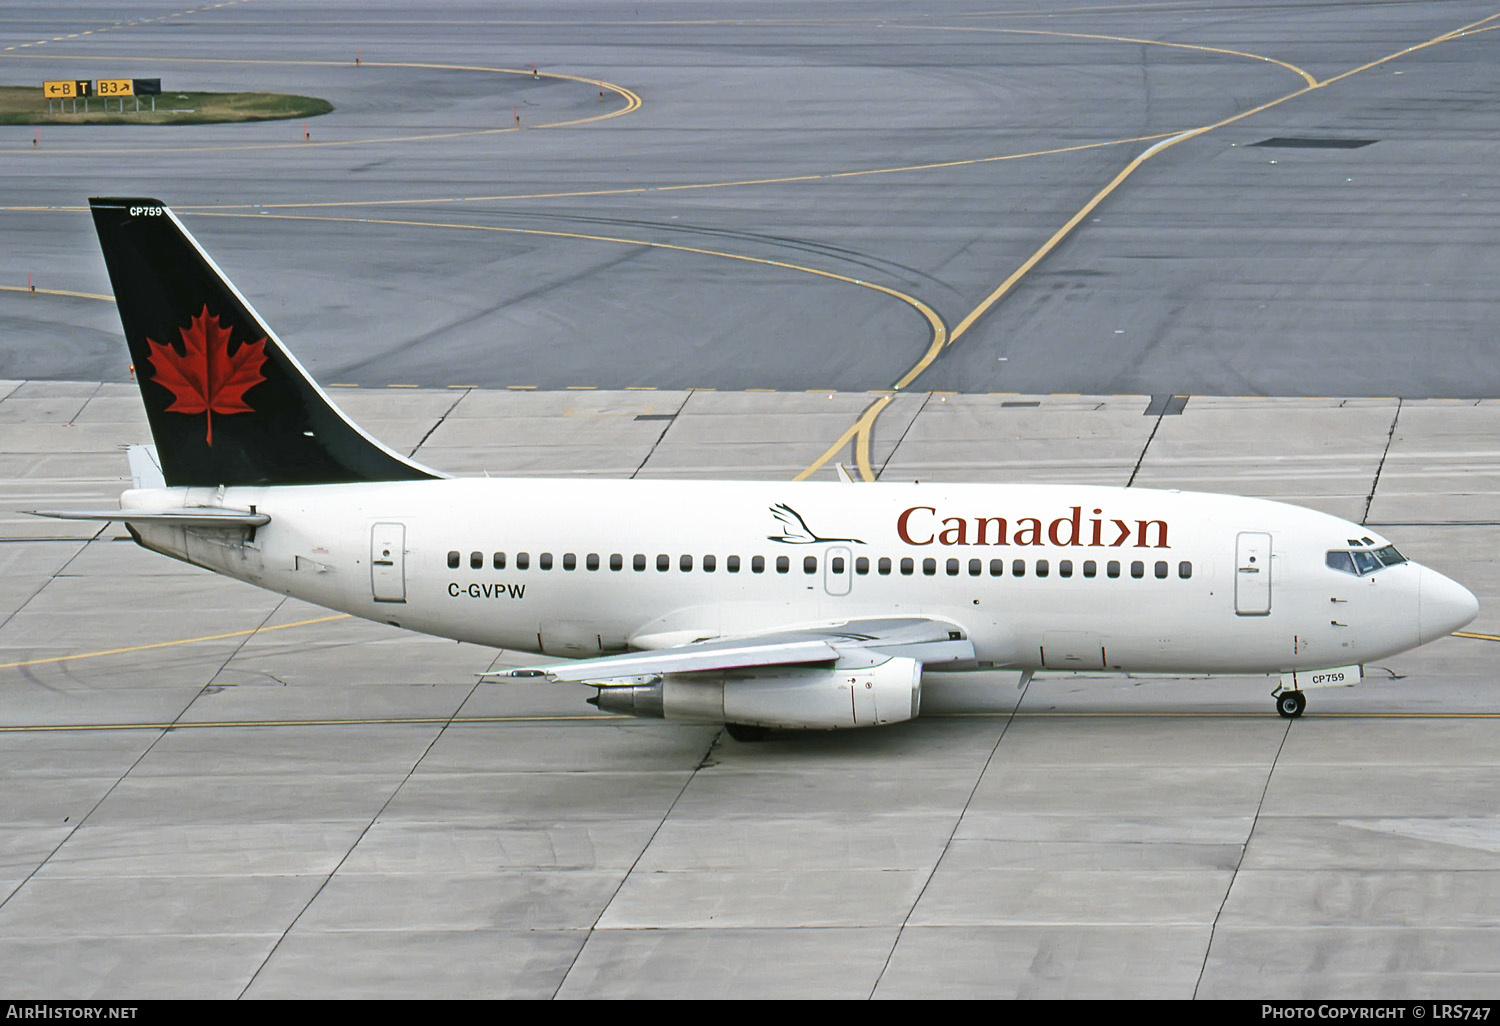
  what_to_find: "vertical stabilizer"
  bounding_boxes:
[90,197,440,487]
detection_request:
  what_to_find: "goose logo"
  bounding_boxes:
[767,504,864,545]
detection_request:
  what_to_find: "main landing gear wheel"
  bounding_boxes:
[1276,690,1307,719]
[725,723,771,742]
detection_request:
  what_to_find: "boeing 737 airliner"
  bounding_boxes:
[32,198,1480,739]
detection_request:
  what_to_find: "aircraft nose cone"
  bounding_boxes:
[1419,566,1479,644]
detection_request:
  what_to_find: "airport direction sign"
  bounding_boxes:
[44,79,150,100]
[43,80,94,99]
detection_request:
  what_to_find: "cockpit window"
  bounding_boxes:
[1326,551,1357,575]
[1327,542,1408,577]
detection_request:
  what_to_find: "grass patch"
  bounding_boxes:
[0,87,332,125]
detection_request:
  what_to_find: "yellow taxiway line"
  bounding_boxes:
[0,613,350,671]
[791,394,896,482]
[197,208,949,425]
[0,714,630,734]
[4,55,639,155]
[10,708,1500,734]
[799,8,1500,480]
[0,284,113,303]
[918,24,1318,89]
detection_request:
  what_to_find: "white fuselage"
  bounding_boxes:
[120,478,1472,678]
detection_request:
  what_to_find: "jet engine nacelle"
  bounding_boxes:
[592,656,922,730]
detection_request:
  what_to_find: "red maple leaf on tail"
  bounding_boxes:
[147,305,267,445]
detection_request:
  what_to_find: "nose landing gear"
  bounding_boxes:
[1275,689,1306,719]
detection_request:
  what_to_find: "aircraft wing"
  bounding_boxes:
[489,616,975,685]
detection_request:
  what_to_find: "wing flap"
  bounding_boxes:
[486,616,974,685]
[498,638,841,684]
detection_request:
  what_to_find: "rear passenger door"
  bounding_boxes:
[371,522,406,603]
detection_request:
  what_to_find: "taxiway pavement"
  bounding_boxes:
[1,386,1498,999]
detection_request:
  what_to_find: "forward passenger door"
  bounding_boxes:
[1235,532,1272,615]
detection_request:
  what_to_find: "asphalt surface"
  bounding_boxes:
[2,1,1498,394]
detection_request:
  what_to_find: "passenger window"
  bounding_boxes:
[946,558,959,576]
[704,555,716,572]
[969,558,982,577]
[680,554,693,572]
[832,556,845,574]
[804,556,817,574]
[990,558,1004,576]
[584,553,598,571]
[728,555,741,573]
[752,556,765,573]
[562,553,576,571]
[540,553,553,571]
[657,554,670,572]
[1036,559,1049,578]
[1059,560,1073,578]
[1178,561,1192,579]
[1131,560,1144,579]
[879,557,892,575]
[1012,559,1025,577]
[448,550,460,569]
[493,552,506,570]
[776,556,790,574]
[633,554,646,571]
[470,551,483,570]
[1154,561,1168,579]
[516,552,530,570]
[610,553,622,571]
[923,558,937,576]
[900,558,914,575]
[1107,560,1120,579]
[1083,560,1096,578]
[855,557,868,575]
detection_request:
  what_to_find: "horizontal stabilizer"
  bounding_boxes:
[27,507,270,527]
[127,445,165,490]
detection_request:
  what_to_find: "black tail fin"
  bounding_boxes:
[90,197,440,487]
